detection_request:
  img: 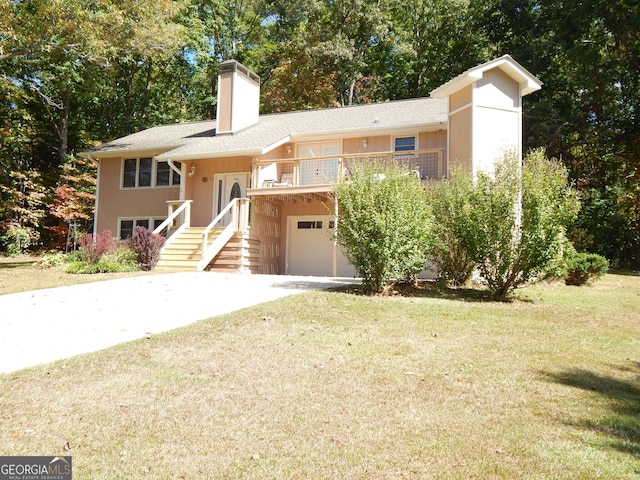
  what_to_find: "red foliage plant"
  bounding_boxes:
[128,226,165,271]
[79,230,116,263]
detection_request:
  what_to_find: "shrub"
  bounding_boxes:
[0,227,31,256]
[78,230,116,263]
[334,161,435,293]
[435,149,581,298]
[564,252,609,286]
[127,226,165,271]
[542,235,576,281]
[35,251,70,269]
[427,166,477,286]
[64,247,138,274]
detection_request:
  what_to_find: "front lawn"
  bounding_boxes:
[1,274,638,479]
[0,256,159,295]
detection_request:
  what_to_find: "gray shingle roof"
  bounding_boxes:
[85,97,447,160]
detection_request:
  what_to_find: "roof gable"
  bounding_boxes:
[430,54,542,98]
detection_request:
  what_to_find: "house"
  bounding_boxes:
[81,55,542,277]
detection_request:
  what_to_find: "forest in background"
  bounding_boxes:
[0,0,638,268]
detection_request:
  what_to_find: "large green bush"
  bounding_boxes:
[334,161,435,293]
[427,166,477,286]
[432,149,580,298]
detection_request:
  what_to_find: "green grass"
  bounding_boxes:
[0,256,159,295]
[0,273,639,478]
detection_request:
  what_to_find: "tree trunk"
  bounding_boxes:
[140,59,153,124]
[57,89,70,163]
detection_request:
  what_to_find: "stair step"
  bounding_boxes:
[157,226,262,273]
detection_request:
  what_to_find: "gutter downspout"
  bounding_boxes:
[88,153,100,236]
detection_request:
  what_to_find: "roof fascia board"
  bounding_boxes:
[430,54,542,98]
[80,146,183,160]
[289,123,446,143]
[156,147,264,161]
[261,135,292,154]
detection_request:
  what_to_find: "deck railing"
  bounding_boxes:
[251,149,445,191]
[197,197,250,271]
[153,200,192,238]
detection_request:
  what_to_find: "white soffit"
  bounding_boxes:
[430,54,543,99]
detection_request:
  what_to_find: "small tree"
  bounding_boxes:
[0,170,47,254]
[334,161,434,293]
[463,149,581,298]
[49,155,97,250]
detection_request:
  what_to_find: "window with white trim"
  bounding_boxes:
[393,136,417,152]
[156,161,181,186]
[118,218,165,240]
[122,158,181,188]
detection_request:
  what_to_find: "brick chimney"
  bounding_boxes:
[215,60,260,135]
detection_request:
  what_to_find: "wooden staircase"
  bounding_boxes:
[207,232,261,273]
[156,227,260,272]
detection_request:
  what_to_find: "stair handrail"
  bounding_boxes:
[197,198,250,271]
[153,200,192,238]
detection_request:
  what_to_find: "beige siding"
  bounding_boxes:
[343,135,391,154]
[475,68,519,110]
[450,85,472,112]
[449,108,472,172]
[217,73,233,133]
[95,157,179,234]
[189,156,252,226]
[473,108,520,173]
[473,68,521,173]
[419,130,447,161]
[96,155,253,233]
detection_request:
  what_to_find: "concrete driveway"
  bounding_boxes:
[0,272,359,374]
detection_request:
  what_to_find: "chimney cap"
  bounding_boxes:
[219,59,260,85]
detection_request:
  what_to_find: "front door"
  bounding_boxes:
[213,172,249,226]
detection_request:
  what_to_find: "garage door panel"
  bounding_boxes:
[287,216,356,277]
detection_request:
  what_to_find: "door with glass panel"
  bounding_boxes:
[212,172,248,226]
[297,142,342,185]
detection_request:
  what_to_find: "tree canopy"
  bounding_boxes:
[1,0,638,267]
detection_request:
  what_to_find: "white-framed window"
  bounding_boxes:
[122,159,181,189]
[118,217,166,240]
[156,160,181,187]
[393,135,417,152]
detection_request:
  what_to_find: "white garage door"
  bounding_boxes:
[286,216,357,277]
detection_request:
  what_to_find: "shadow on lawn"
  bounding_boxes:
[0,259,35,269]
[541,364,640,456]
[336,281,510,303]
[610,269,640,277]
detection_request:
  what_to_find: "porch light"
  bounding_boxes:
[362,139,368,149]
[189,165,196,177]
